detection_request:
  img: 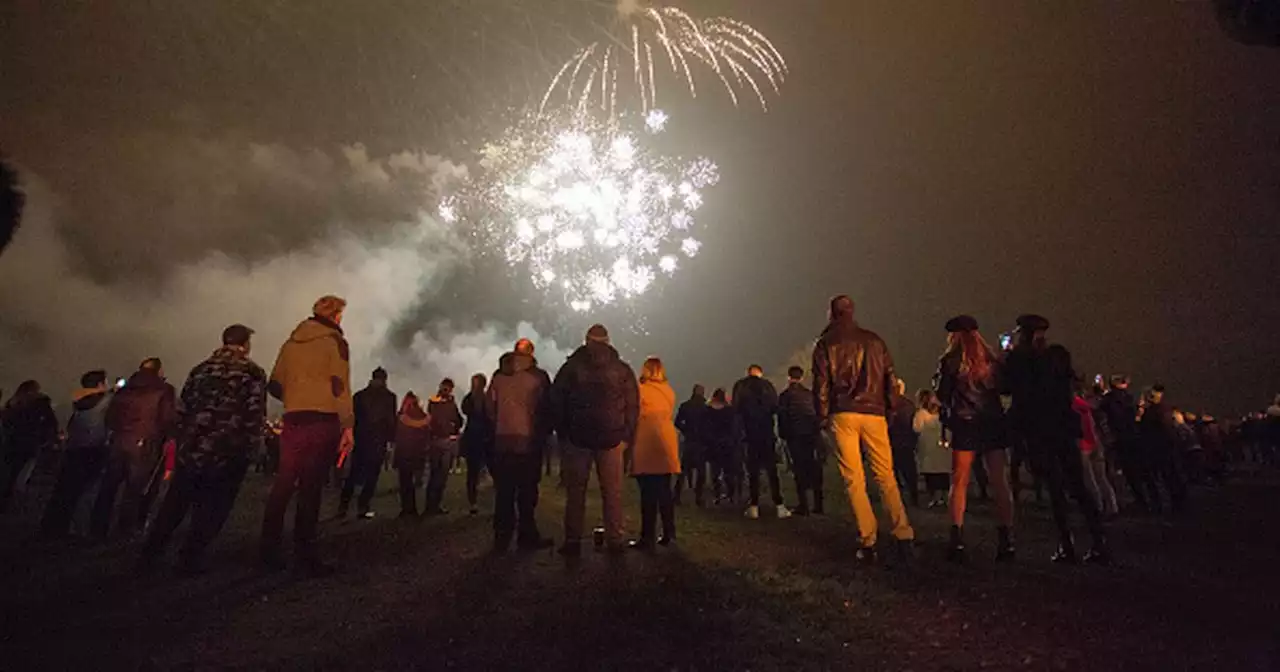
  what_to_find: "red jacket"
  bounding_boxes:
[1073,396,1099,454]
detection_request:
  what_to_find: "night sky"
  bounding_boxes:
[2,1,1278,414]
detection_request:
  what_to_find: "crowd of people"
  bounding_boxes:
[2,293,1279,576]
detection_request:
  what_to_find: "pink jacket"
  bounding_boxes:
[1073,396,1099,454]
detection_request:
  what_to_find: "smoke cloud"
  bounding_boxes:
[0,135,568,406]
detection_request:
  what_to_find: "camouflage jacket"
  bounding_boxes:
[177,346,268,473]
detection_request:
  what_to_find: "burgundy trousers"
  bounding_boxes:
[261,414,341,560]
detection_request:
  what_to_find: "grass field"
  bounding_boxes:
[1,462,1277,670]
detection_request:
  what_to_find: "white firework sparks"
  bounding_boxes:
[441,109,718,313]
[540,1,787,117]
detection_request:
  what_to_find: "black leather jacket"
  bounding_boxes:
[811,318,896,421]
[934,349,1004,426]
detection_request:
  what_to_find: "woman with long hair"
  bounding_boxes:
[913,390,950,508]
[393,392,431,518]
[629,357,681,549]
[935,316,1015,562]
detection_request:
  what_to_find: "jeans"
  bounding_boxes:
[674,446,707,504]
[397,467,419,514]
[339,447,383,514]
[41,445,108,537]
[491,453,542,543]
[830,413,914,546]
[260,415,341,561]
[1081,448,1118,515]
[465,451,489,509]
[92,439,163,539]
[424,439,455,512]
[745,436,783,507]
[787,435,824,513]
[561,442,625,547]
[1029,436,1104,549]
[635,474,675,542]
[890,439,919,506]
[143,460,248,564]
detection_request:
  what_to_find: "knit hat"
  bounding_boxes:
[312,295,347,321]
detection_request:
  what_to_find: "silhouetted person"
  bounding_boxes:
[40,371,112,537]
[92,359,177,539]
[462,373,494,516]
[394,393,430,517]
[424,378,462,515]
[813,295,915,565]
[1100,375,1149,511]
[487,338,554,552]
[778,366,824,516]
[1,380,58,513]
[339,367,397,520]
[888,377,920,507]
[1004,315,1108,564]
[733,365,791,519]
[1139,384,1188,514]
[140,325,266,574]
[674,384,710,507]
[261,295,354,574]
[553,324,638,557]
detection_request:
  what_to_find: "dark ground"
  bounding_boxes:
[1,459,1277,671]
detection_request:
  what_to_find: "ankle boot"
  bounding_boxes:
[1051,535,1078,564]
[947,525,966,563]
[995,525,1016,562]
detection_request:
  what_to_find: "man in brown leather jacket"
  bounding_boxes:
[811,295,914,564]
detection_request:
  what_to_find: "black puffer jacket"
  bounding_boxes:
[732,375,778,439]
[777,383,820,440]
[811,317,897,420]
[552,342,639,451]
[675,395,710,445]
[353,382,398,452]
[934,349,1004,426]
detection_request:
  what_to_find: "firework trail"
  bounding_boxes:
[540,0,787,117]
[440,108,716,314]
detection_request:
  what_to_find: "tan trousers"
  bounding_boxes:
[831,413,915,546]
[562,442,625,547]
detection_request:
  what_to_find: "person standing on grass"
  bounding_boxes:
[39,371,112,538]
[674,384,710,507]
[629,357,680,550]
[422,379,463,515]
[393,393,431,517]
[888,377,920,507]
[553,324,638,557]
[461,372,495,516]
[92,358,178,540]
[913,390,949,509]
[139,324,266,574]
[1004,315,1108,564]
[778,366,824,516]
[486,338,554,552]
[1074,387,1118,517]
[733,365,791,520]
[934,315,1015,563]
[812,295,915,565]
[338,367,397,520]
[260,295,354,574]
[704,388,743,505]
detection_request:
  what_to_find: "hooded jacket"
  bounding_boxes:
[552,341,639,451]
[812,317,897,420]
[487,351,552,456]
[269,316,354,428]
[65,388,111,450]
[106,369,177,449]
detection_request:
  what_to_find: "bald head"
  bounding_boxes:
[514,338,535,355]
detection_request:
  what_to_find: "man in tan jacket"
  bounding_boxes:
[260,295,354,574]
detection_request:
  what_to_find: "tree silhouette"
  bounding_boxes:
[0,158,23,256]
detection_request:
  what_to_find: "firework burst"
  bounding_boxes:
[540,1,787,117]
[440,109,717,314]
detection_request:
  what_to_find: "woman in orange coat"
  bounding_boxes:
[630,357,681,549]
